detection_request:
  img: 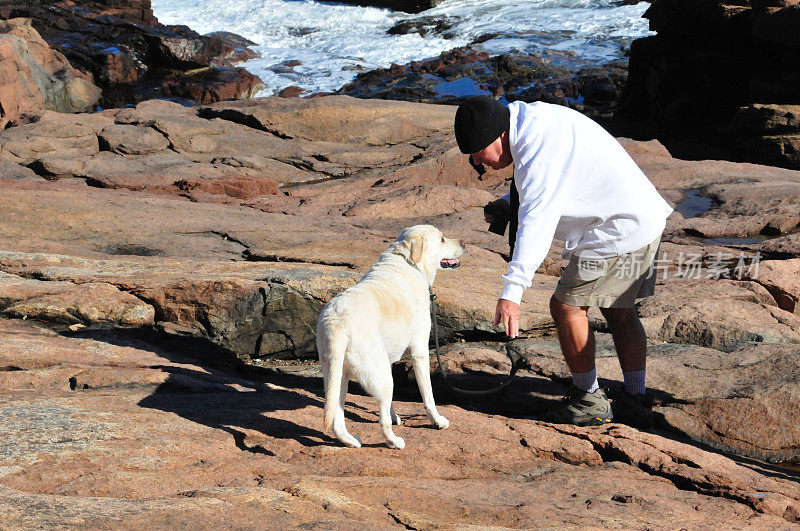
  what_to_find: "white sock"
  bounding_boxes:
[572,369,599,393]
[623,369,646,395]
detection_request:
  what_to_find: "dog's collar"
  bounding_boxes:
[390,249,416,269]
[389,249,432,288]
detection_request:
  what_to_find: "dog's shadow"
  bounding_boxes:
[62,328,358,451]
[139,365,340,451]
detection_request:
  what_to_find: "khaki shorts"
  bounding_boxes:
[553,235,662,308]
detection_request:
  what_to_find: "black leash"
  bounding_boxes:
[429,288,527,396]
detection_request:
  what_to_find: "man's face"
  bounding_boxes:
[470,133,512,171]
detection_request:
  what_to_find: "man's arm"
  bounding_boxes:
[496,163,564,336]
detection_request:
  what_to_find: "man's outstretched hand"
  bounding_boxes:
[494,298,520,338]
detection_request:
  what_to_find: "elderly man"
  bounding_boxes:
[454,96,672,428]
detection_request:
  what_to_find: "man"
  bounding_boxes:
[454,96,673,428]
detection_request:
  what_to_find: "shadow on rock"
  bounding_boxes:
[59,327,355,450]
[391,339,689,421]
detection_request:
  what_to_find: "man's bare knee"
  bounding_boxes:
[550,295,589,322]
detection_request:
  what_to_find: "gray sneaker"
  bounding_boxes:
[543,385,613,426]
[610,390,654,429]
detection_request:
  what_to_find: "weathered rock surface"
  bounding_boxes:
[0,113,101,165]
[2,96,800,525]
[0,18,100,127]
[620,133,800,247]
[98,123,171,155]
[199,94,455,146]
[0,96,797,344]
[0,317,798,528]
[0,271,154,327]
[0,250,360,362]
[750,258,800,313]
[636,278,800,350]
[0,0,263,110]
[339,46,630,123]
[752,231,800,258]
[678,180,800,239]
[618,0,800,169]
[1,95,799,359]
[0,160,40,180]
[513,334,800,462]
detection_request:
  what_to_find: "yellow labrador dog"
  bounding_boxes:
[317,225,465,449]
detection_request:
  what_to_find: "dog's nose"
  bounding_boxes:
[459,239,466,248]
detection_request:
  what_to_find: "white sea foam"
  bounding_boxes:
[151,0,652,97]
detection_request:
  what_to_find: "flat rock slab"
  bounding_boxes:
[98,123,171,155]
[0,251,361,361]
[619,137,800,246]
[0,318,798,528]
[199,95,455,145]
[0,271,154,327]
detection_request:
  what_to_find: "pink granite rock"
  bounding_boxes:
[0,18,100,128]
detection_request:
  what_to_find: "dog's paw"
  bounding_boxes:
[342,434,362,448]
[386,436,405,450]
[433,416,450,430]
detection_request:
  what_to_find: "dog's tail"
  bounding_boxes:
[322,329,348,433]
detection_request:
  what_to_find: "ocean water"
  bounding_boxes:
[151,0,652,97]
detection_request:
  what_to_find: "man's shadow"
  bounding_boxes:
[390,340,690,428]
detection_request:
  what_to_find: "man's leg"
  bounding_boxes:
[549,295,595,375]
[600,306,653,428]
[545,296,612,425]
[599,307,646,395]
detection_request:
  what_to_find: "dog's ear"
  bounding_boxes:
[409,234,425,264]
[396,234,424,264]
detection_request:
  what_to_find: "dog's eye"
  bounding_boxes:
[441,237,445,243]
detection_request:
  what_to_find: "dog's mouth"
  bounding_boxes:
[440,258,460,269]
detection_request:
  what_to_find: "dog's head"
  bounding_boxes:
[389,225,466,283]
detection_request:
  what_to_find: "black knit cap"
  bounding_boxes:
[454,96,510,154]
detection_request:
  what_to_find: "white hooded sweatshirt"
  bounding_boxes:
[500,101,674,305]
